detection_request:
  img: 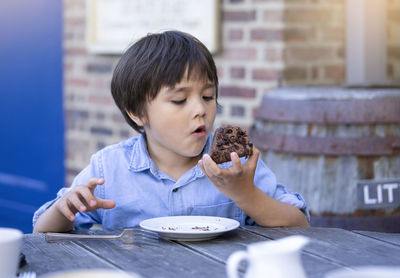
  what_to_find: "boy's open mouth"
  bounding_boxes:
[193,125,206,133]
[192,125,206,138]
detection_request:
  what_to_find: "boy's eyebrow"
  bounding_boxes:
[164,83,216,94]
[202,83,216,90]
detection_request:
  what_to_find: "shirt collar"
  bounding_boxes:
[129,134,153,172]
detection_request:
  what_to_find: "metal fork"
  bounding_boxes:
[45,228,136,244]
[18,272,36,278]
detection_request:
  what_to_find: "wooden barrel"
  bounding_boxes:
[250,86,400,232]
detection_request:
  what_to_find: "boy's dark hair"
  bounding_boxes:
[111,30,219,133]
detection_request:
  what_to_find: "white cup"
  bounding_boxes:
[0,228,23,278]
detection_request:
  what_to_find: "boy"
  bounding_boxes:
[33,31,309,233]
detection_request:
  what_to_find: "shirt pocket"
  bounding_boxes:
[191,201,243,221]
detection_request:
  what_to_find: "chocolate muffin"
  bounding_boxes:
[209,126,253,164]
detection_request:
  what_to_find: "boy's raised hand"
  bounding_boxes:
[56,178,116,222]
[198,146,260,204]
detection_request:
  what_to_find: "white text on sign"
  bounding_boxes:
[357,180,400,209]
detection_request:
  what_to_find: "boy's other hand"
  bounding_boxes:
[56,178,116,222]
[198,146,260,203]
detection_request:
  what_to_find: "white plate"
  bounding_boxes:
[139,216,240,241]
[325,267,400,278]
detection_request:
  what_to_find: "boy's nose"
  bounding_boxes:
[192,98,206,118]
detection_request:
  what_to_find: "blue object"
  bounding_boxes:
[0,0,64,233]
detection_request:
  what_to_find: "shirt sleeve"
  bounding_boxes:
[273,183,310,222]
[246,158,310,224]
[32,154,103,230]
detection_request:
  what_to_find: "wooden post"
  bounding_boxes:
[346,0,387,86]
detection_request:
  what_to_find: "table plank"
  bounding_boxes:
[242,226,400,268]
[74,228,227,278]
[353,230,400,247]
[20,234,118,275]
[178,228,345,278]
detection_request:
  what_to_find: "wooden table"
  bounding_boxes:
[19,226,400,278]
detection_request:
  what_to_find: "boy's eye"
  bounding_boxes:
[203,96,215,101]
[172,99,186,105]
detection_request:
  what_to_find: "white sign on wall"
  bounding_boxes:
[357,179,400,209]
[86,0,220,54]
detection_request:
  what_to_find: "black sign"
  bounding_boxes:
[357,179,400,209]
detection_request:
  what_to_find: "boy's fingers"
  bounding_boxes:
[58,199,76,222]
[79,186,97,208]
[199,159,217,182]
[68,193,87,212]
[96,198,116,209]
[81,177,105,207]
[198,159,208,176]
[202,154,221,177]
[246,146,259,169]
[87,177,104,189]
[230,152,242,175]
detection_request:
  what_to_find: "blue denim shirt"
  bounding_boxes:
[33,134,308,229]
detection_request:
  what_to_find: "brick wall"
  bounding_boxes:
[214,0,285,131]
[64,0,398,185]
[282,0,345,85]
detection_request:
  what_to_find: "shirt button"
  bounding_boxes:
[172,188,178,193]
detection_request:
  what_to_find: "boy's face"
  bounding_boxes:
[137,70,217,161]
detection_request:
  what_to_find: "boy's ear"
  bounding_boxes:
[126,111,145,127]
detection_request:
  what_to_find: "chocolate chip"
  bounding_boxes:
[224,153,231,161]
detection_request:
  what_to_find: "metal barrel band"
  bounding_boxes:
[250,128,400,156]
[255,97,400,124]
